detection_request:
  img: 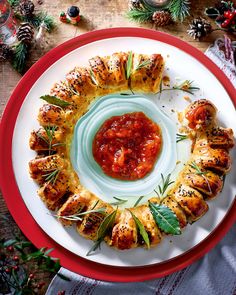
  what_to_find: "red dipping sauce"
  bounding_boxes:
[92,112,162,180]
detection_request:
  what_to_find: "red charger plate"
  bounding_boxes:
[0,28,236,282]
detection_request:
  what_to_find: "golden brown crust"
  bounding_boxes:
[109,209,137,250]
[181,164,223,199]
[173,184,209,223]
[131,53,164,93]
[28,52,234,252]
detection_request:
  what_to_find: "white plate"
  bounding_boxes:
[12,36,236,267]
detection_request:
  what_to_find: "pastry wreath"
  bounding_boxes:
[29,52,234,251]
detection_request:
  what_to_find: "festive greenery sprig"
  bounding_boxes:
[176,133,188,143]
[43,169,61,185]
[54,207,106,222]
[40,95,71,108]
[167,0,190,22]
[129,211,150,249]
[154,173,174,198]
[110,197,128,206]
[127,0,191,24]
[157,80,200,96]
[86,209,117,256]
[0,232,69,294]
[189,161,212,193]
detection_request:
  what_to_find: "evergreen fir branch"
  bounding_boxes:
[23,12,55,32]
[168,0,190,22]
[126,8,153,23]
[7,0,20,7]
[12,42,28,74]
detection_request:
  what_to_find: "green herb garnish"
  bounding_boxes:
[110,197,128,206]
[86,209,117,256]
[134,59,151,71]
[89,69,99,86]
[133,195,145,207]
[54,207,106,222]
[189,161,212,193]
[149,202,181,235]
[126,51,133,79]
[40,95,71,107]
[130,211,150,249]
[157,80,199,96]
[154,173,174,198]
[176,133,188,143]
[43,169,60,185]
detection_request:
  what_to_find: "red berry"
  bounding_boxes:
[58,291,66,295]
[13,265,19,271]
[37,282,45,289]
[5,267,11,273]
[6,246,14,252]
[13,255,19,261]
[224,10,231,18]
[221,19,231,27]
[29,273,35,279]
[228,12,234,19]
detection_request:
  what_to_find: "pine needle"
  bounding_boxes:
[167,0,190,22]
[126,8,153,23]
[12,42,28,74]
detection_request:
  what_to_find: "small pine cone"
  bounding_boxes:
[19,0,35,16]
[152,11,172,27]
[128,0,142,10]
[0,44,13,61]
[17,23,34,44]
[187,17,212,40]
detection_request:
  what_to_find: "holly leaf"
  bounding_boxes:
[130,211,150,249]
[149,202,181,235]
[40,95,71,107]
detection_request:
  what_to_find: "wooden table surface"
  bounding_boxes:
[0,0,235,293]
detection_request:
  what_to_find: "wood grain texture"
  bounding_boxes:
[0,0,235,291]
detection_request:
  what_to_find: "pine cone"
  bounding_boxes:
[187,18,212,40]
[152,11,172,27]
[19,0,35,16]
[17,23,34,44]
[0,44,13,61]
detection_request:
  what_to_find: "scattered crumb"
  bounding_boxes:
[184,96,192,103]
[162,75,170,87]
[177,111,183,123]
[176,160,181,165]
[169,240,172,243]
[167,54,170,58]
[171,109,175,113]
[162,105,165,108]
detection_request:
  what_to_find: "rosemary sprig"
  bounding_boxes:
[44,125,56,154]
[154,173,174,198]
[189,161,212,193]
[176,133,188,143]
[134,59,151,71]
[173,80,200,94]
[157,80,200,96]
[54,207,106,222]
[89,69,99,86]
[126,51,133,80]
[134,195,145,207]
[43,169,60,185]
[110,197,128,206]
[37,126,65,154]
